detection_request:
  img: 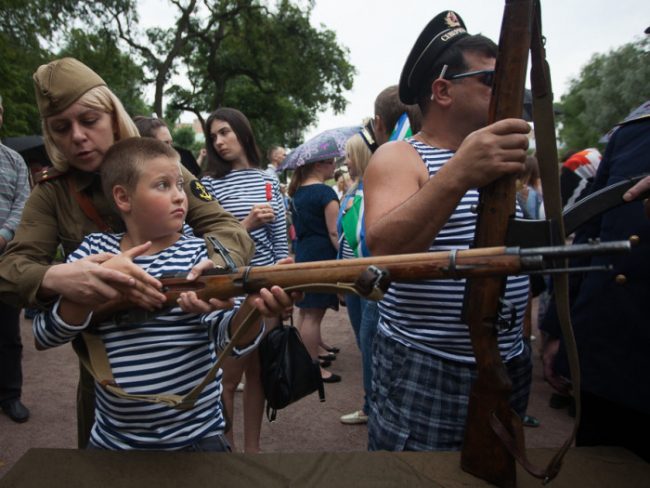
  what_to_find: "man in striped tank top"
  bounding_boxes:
[33,138,296,451]
[364,11,532,451]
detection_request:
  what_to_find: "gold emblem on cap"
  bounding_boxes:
[445,11,461,28]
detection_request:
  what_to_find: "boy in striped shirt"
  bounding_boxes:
[34,137,295,451]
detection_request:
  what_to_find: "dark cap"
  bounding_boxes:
[33,58,106,117]
[399,10,469,104]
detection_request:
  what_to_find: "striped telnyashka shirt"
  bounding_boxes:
[33,233,262,450]
[377,140,530,364]
[201,169,288,267]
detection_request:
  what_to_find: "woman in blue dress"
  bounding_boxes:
[288,157,341,383]
[201,108,288,452]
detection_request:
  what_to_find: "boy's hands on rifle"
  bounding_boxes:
[449,118,530,189]
[178,259,237,313]
[245,257,301,318]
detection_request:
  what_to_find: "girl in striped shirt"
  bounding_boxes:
[201,108,288,453]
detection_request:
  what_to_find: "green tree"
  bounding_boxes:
[172,125,197,149]
[168,0,354,150]
[558,38,650,150]
[0,0,138,136]
[57,28,149,117]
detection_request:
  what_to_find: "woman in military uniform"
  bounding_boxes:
[0,57,254,447]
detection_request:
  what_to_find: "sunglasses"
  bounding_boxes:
[447,69,495,88]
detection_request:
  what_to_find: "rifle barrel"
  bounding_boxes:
[159,240,631,305]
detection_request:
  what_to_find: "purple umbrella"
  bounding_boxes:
[279,126,361,171]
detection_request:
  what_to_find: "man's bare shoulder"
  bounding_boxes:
[367,140,429,186]
[370,140,420,166]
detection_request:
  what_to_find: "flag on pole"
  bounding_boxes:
[388,112,413,141]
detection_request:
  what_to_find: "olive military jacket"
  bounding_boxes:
[0,166,254,308]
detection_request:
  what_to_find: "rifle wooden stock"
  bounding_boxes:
[460,1,534,487]
[160,246,522,306]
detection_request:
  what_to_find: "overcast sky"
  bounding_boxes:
[140,0,650,142]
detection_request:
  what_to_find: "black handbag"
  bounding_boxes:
[258,318,325,421]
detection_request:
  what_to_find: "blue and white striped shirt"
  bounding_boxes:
[0,144,30,243]
[33,233,262,450]
[377,140,529,364]
[201,169,288,266]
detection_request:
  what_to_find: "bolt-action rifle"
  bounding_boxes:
[97,240,629,327]
[80,238,630,411]
[460,1,575,486]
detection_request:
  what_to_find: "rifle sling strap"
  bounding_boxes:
[490,4,579,483]
[72,282,381,410]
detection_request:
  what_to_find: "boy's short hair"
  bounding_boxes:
[101,137,180,203]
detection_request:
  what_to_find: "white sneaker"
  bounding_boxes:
[340,410,368,425]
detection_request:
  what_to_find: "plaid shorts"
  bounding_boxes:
[368,332,531,451]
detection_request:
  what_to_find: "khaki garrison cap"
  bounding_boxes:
[33,57,106,117]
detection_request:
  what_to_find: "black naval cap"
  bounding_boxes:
[399,10,469,104]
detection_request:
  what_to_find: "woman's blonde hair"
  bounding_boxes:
[42,85,140,171]
[345,133,373,181]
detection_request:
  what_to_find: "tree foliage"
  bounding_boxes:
[57,29,149,117]
[171,125,197,149]
[0,0,143,137]
[558,38,650,150]
[1,0,355,154]
[168,0,354,150]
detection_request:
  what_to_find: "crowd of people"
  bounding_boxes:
[0,9,648,466]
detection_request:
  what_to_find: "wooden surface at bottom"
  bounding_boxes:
[1,446,648,488]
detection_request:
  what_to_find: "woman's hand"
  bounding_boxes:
[97,242,166,310]
[242,203,275,231]
[41,242,164,310]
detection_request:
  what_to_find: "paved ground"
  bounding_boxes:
[0,307,573,479]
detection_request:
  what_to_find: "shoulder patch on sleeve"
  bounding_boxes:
[189,180,213,201]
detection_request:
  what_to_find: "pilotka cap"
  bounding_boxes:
[398,10,469,104]
[33,57,106,117]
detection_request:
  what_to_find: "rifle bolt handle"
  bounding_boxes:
[615,274,627,285]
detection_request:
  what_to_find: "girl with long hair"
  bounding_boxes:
[201,107,288,452]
